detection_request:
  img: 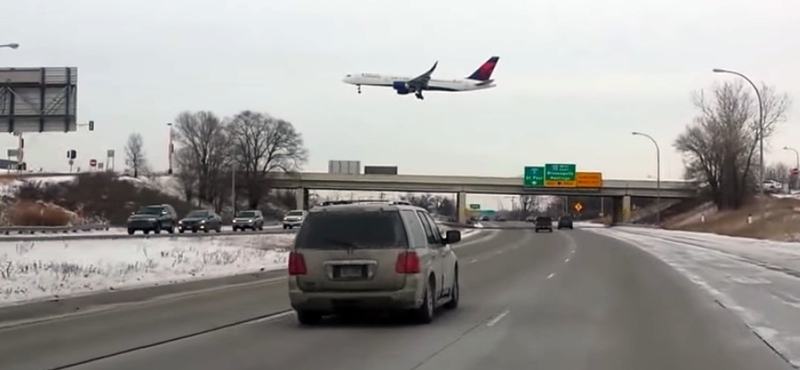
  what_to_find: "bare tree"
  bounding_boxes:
[124,132,148,178]
[228,110,308,208]
[675,80,790,209]
[172,111,231,211]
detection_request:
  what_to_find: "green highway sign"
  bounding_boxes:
[544,163,577,187]
[523,166,544,187]
[469,204,481,210]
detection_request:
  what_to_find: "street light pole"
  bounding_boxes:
[713,69,765,208]
[166,123,174,175]
[784,146,799,190]
[783,146,799,170]
[231,166,236,215]
[0,43,19,49]
[632,131,661,225]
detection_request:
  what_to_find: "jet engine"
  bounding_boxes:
[392,81,411,95]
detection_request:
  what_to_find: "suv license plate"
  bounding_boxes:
[340,266,363,278]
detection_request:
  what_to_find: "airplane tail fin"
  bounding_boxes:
[467,56,499,81]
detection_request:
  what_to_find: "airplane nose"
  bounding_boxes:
[342,76,351,84]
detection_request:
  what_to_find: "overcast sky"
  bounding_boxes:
[3,0,798,185]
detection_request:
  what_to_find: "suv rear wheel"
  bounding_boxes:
[444,269,459,310]
[413,279,436,324]
[296,310,322,325]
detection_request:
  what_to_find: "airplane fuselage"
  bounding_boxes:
[342,73,496,93]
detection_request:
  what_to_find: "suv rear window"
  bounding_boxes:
[295,210,408,249]
[535,217,552,223]
[137,206,163,215]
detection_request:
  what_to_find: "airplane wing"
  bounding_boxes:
[406,61,438,90]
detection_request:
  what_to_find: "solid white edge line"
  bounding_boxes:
[251,310,295,324]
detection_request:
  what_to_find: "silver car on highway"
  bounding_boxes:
[288,201,462,325]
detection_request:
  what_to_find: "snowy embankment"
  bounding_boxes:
[589,226,800,367]
[0,228,481,308]
[0,234,296,307]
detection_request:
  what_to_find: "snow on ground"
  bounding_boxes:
[589,226,800,367]
[0,176,75,198]
[118,174,185,200]
[0,233,295,307]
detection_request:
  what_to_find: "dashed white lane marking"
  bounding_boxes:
[486,309,510,327]
[547,273,555,279]
[470,259,479,263]
[565,258,571,263]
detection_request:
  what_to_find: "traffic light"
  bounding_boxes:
[67,149,77,159]
[17,162,26,171]
[88,120,94,131]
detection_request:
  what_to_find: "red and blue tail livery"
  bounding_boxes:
[342,56,500,100]
[467,56,499,81]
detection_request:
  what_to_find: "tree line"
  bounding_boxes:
[123,110,308,213]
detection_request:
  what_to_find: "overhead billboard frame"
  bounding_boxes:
[0,67,78,133]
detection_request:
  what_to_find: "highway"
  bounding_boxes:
[0,223,791,370]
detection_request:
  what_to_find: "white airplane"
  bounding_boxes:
[342,56,499,100]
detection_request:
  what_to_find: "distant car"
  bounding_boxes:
[178,210,222,233]
[283,210,307,229]
[495,216,506,222]
[126,204,178,235]
[480,215,490,221]
[534,216,553,233]
[288,202,462,325]
[557,215,573,230]
[525,216,534,223]
[232,210,264,231]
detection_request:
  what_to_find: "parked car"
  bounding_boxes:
[126,204,178,235]
[557,215,573,230]
[534,216,553,233]
[283,210,307,229]
[178,210,222,233]
[288,202,462,325]
[232,210,264,231]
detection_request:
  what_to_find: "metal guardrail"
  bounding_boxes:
[0,223,110,235]
[0,227,296,242]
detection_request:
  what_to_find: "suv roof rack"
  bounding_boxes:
[318,199,413,206]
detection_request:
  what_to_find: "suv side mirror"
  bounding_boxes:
[444,230,461,244]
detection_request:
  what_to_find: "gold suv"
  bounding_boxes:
[288,201,462,325]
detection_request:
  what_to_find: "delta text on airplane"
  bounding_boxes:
[342,56,500,100]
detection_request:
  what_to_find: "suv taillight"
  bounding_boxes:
[288,252,307,275]
[395,251,420,274]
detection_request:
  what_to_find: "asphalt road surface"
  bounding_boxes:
[0,226,792,370]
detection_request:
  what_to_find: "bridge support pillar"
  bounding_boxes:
[295,187,309,210]
[456,191,467,224]
[610,195,632,225]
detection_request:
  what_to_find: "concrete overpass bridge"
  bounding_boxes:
[265,172,700,224]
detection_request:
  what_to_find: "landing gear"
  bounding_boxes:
[415,91,424,100]
[357,84,361,94]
